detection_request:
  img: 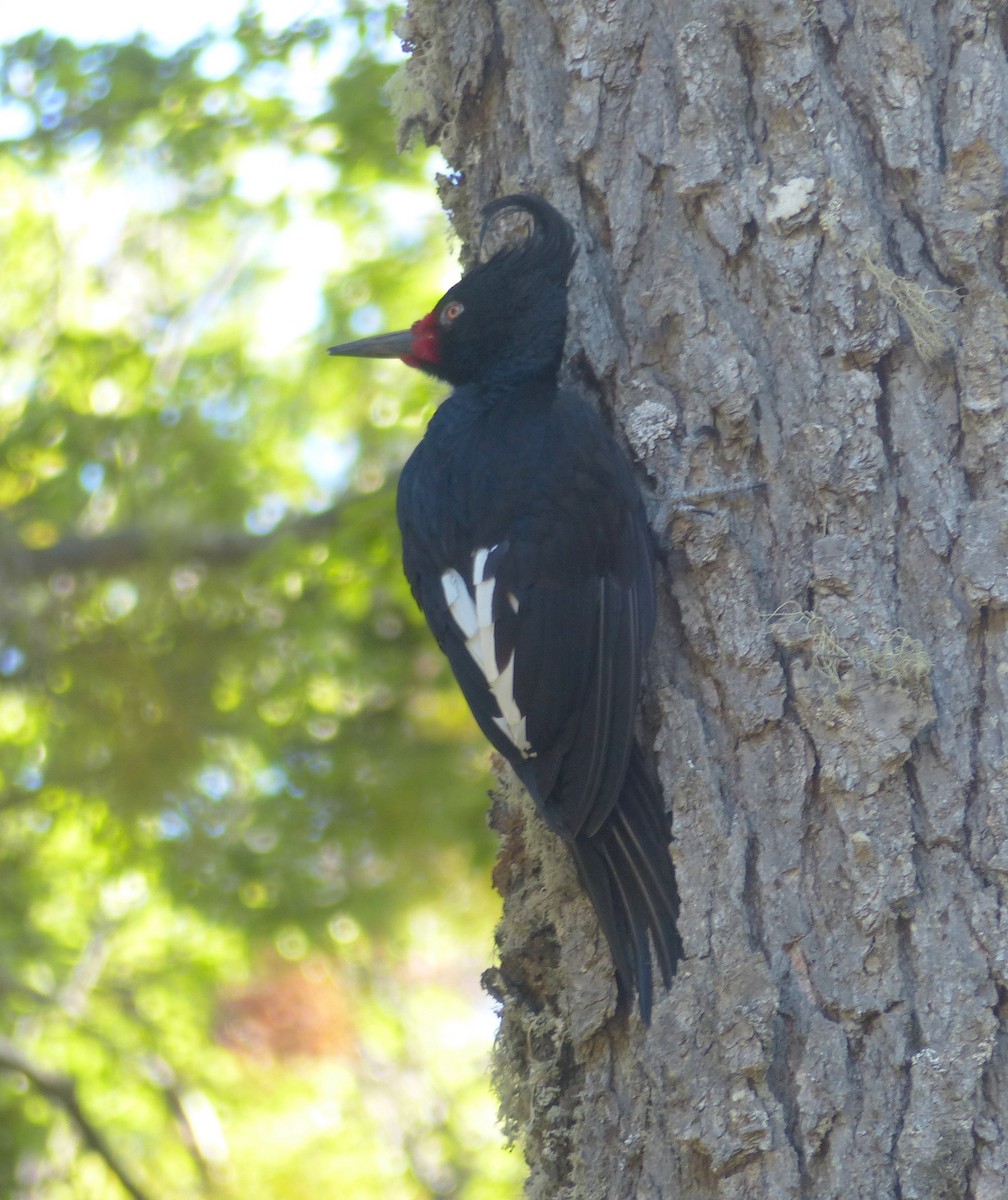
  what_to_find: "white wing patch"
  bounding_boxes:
[441,546,533,758]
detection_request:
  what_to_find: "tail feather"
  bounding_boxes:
[599,835,654,1015]
[569,743,682,1023]
[608,821,675,988]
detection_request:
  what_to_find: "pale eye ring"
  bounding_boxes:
[440,301,464,325]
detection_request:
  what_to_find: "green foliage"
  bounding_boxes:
[0,6,519,1197]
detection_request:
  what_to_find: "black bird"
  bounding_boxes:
[329,194,681,1021]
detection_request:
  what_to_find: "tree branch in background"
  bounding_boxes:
[6,483,394,579]
[0,1037,157,1200]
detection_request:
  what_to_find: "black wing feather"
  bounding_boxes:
[397,383,681,1020]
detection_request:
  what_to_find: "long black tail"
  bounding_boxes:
[569,742,682,1023]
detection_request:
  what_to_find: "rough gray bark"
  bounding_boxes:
[397,1,1008,1196]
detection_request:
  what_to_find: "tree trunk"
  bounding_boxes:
[399,1,1008,1196]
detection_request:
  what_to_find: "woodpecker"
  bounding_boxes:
[328,194,682,1021]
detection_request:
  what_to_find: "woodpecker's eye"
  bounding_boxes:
[440,301,465,326]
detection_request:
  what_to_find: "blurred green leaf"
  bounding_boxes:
[0,5,520,1198]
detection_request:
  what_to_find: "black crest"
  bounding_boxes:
[431,194,579,386]
[477,194,578,287]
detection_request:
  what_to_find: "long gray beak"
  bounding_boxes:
[327,330,414,359]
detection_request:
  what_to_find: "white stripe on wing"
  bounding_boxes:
[440,545,532,757]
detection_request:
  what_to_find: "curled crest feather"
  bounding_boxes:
[478,194,578,288]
